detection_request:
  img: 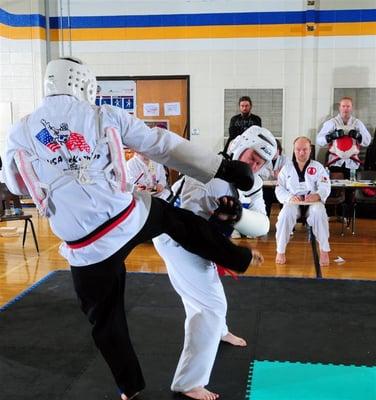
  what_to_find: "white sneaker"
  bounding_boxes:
[231,229,241,239]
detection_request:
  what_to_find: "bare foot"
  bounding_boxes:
[275,253,286,264]
[221,332,247,347]
[320,251,329,266]
[120,392,140,400]
[182,387,219,400]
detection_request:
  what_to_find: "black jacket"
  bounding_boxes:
[224,113,262,153]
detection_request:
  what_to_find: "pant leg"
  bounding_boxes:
[275,204,299,253]
[153,234,227,392]
[148,197,252,272]
[307,203,331,252]
[263,187,276,218]
[68,197,251,397]
[71,250,145,397]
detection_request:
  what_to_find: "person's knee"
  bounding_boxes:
[278,205,297,225]
[308,203,327,220]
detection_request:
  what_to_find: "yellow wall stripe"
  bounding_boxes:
[49,24,305,41]
[317,22,376,36]
[1,22,376,41]
[0,24,45,40]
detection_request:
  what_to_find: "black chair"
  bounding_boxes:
[353,170,376,232]
[0,183,39,253]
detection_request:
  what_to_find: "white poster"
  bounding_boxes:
[143,103,160,117]
[96,80,136,114]
[164,102,181,116]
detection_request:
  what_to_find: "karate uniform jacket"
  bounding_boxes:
[275,160,331,204]
[178,174,265,220]
[3,95,221,266]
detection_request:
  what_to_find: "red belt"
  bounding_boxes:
[216,264,239,280]
[65,198,136,249]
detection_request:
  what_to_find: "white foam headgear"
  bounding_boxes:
[44,57,97,104]
[227,126,277,163]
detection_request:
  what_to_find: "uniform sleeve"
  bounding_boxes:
[316,164,331,202]
[3,120,32,195]
[239,176,266,214]
[356,120,372,147]
[107,106,222,184]
[316,120,335,147]
[275,166,292,204]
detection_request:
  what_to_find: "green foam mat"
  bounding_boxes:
[246,360,376,400]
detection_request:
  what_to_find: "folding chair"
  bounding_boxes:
[0,183,39,253]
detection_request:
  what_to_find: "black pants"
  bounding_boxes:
[70,197,252,396]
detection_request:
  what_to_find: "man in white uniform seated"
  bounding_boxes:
[125,152,171,200]
[275,136,331,267]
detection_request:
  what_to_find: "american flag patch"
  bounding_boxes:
[66,132,91,153]
[35,128,61,152]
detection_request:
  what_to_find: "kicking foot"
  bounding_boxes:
[319,251,329,266]
[275,253,286,264]
[221,332,247,347]
[121,392,140,400]
[181,387,219,400]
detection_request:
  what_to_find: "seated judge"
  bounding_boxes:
[275,136,331,266]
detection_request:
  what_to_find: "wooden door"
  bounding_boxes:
[136,78,189,184]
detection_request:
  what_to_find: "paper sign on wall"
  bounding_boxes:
[143,103,160,117]
[164,102,181,116]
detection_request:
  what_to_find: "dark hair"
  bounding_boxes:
[275,138,282,154]
[238,96,252,106]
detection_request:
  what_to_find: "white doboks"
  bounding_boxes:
[233,208,270,237]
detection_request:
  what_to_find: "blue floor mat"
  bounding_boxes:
[247,360,376,400]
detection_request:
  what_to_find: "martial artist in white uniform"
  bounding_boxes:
[316,97,371,220]
[125,152,171,200]
[316,97,371,173]
[275,136,331,267]
[153,126,277,400]
[3,58,257,400]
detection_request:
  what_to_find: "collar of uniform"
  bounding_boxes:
[293,159,310,182]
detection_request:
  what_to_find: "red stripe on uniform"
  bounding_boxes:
[66,198,136,249]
